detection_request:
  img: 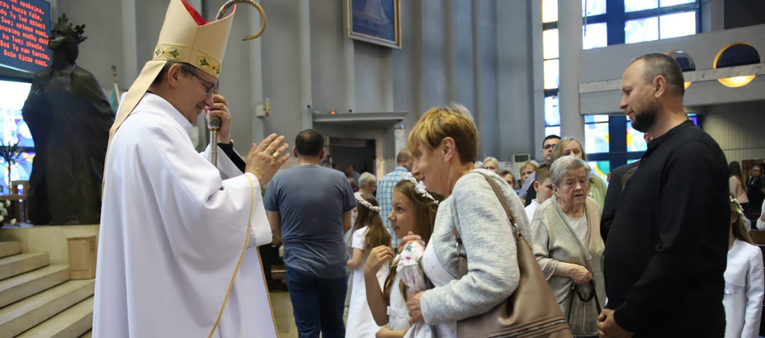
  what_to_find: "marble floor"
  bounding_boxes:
[270,290,299,338]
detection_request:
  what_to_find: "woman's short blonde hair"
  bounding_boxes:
[408,103,478,164]
[551,136,588,162]
[520,160,539,172]
[483,157,499,168]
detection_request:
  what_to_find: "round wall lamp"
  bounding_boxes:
[667,50,695,89]
[713,43,760,88]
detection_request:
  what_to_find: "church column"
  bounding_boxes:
[121,0,139,88]
[298,0,313,129]
[558,0,584,141]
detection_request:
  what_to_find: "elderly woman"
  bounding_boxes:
[551,137,607,208]
[402,104,532,337]
[358,172,378,195]
[531,156,604,335]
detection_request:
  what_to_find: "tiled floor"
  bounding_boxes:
[270,290,298,338]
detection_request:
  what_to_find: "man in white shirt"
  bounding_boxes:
[94,1,286,337]
[525,164,553,222]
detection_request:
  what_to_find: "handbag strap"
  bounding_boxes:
[567,281,602,322]
[452,172,519,279]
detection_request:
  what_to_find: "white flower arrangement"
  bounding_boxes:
[0,200,16,225]
[355,193,381,213]
[402,173,439,205]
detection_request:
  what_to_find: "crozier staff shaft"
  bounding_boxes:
[208,0,267,166]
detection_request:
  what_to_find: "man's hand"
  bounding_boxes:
[206,94,232,144]
[598,309,634,338]
[245,134,289,185]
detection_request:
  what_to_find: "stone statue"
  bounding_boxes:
[21,14,114,225]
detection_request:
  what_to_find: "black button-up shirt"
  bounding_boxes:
[604,120,730,337]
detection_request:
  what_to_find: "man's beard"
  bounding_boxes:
[630,102,658,132]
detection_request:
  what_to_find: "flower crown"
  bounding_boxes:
[730,196,745,217]
[355,193,381,212]
[402,173,439,205]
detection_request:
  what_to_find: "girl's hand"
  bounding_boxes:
[365,245,395,275]
[398,231,424,253]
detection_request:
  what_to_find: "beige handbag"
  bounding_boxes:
[453,172,573,338]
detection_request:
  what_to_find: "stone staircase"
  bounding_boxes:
[0,241,94,338]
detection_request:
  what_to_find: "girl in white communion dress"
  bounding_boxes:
[363,176,441,338]
[724,197,764,338]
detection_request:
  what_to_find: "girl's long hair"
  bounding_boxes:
[729,161,747,195]
[382,180,442,303]
[353,193,391,252]
[731,194,753,244]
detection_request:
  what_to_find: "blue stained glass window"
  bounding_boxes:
[585,122,610,154]
[588,161,610,183]
[626,121,648,152]
[543,0,558,23]
[545,126,561,138]
[584,115,609,123]
[625,0,658,12]
[582,0,606,16]
[543,29,559,59]
[1,152,34,194]
[544,60,560,89]
[583,23,608,50]
[625,16,658,44]
[660,11,696,39]
[545,96,560,126]
[661,0,694,7]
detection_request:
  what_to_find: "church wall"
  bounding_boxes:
[57,0,125,92]
[496,0,535,161]
[2,0,541,171]
[578,24,765,84]
[703,109,765,165]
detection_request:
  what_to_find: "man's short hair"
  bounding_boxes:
[630,53,686,96]
[535,164,551,184]
[151,61,199,86]
[542,135,561,147]
[295,129,324,157]
[396,150,412,164]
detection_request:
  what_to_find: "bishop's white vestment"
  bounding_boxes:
[93,93,278,338]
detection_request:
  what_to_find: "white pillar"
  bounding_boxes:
[121,0,138,88]
[558,0,584,141]
[298,0,312,129]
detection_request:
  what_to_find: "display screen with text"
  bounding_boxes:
[0,0,51,73]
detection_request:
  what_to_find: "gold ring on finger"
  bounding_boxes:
[272,151,280,159]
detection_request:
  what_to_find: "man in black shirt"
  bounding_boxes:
[598,53,729,338]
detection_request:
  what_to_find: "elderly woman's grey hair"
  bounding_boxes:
[550,156,592,186]
[551,136,588,162]
[359,172,377,188]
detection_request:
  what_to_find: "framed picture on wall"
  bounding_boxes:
[346,0,401,49]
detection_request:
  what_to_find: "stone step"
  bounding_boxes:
[0,252,49,281]
[16,296,94,338]
[0,242,20,259]
[0,265,70,308]
[0,279,94,338]
[78,330,91,338]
